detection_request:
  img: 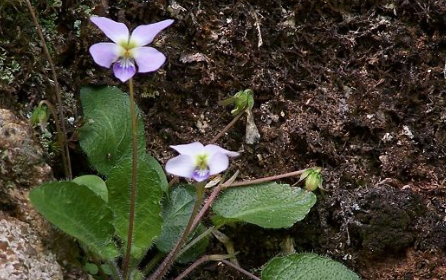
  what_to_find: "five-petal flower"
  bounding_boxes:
[89,17,174,82]
[165,142,239,182]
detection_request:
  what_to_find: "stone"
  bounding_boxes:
[0,215,63,280]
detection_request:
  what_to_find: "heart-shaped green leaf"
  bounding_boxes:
[212,183,316,228]
[262,253,361,280]
[106,154,164,260]
[79,86,146,176]
[29,181,118,260]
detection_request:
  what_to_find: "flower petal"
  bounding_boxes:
[204,144,239,158]
[165,155,196,178]
[208,152,229,176]
[132,47,166,73]
[112,60,136,82]
[90,17,129,44]
[170,142,205,156]
[130,19,174,47]
[192,168,210,182]
[89,43,120,68]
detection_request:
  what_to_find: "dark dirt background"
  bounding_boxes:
[1,0,446,279]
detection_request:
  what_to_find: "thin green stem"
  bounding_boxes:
[122,78,138,280]
[148,182,206,280]
[25,0,72,179]
[190,185,221,231]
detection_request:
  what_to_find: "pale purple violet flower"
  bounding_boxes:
[89,17,174,82]
[165,142,239,182]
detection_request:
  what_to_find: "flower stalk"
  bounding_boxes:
[25,0,72,179]
[148,182,206,280]
[122,78,138,280]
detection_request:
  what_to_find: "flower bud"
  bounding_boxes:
[300,167,323,191]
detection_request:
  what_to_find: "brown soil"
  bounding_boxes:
[1,0,446,279]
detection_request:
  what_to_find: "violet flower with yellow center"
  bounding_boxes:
[166,142,239,182]
[89,17,174,82]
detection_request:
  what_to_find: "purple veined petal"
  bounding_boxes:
[89,43,121,68]
[131,47,166,73]
[204,144,239,158]
[130,19,174,47]
[192,168,210,182]
[208,152,229,176]
[112,59,136,82]
[165,155,196,178]
[170,142,205,156]
[90,17,129,44]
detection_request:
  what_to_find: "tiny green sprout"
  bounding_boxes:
[300,167,323,191]
[30,104,50,128]
[219,89,254,115]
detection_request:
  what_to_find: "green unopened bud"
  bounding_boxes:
[219,89,254,115]
[30,105,50,128]
[300,167,323,191]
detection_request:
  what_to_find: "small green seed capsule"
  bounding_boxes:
[219,89,254,115]
[300,167,323,191]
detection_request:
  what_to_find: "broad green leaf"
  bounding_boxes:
[156,185,209,263]
[73,175,108,202]
[106,154,163,260]
[29,182,118,260]
[146,151,168,193]
[79,86,146,176]
[212,183,316,228]
[261,253,361,280]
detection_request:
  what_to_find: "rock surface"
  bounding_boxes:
[0,216,63,280]
[0,108,52,190]
[0,109,87,280]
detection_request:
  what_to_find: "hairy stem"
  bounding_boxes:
[174,255,261,280]
[228,169,308,188]
[189,171,239,231]
[148,182,206,280]
[25,0,72,179]
[107,261,124,280]
[122,78,138,280]
[177,226,215,260]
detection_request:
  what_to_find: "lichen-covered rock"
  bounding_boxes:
[0,216,63,280]
[0,109,88,279]
[0,108,52,189]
